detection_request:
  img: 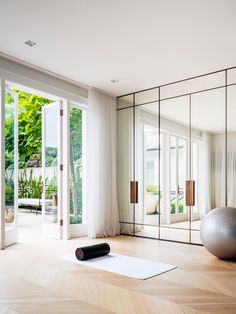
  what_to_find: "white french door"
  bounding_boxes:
[0,81,18,248]
[42,101,87,239]
[169,135,188,223]
[42,101,63,239]
[1,84,86,245]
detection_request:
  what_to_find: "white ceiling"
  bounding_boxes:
[0,0,236,96]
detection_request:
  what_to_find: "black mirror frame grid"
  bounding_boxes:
[117,66,236,246]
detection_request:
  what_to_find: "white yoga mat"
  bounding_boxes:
[62,253,176,280]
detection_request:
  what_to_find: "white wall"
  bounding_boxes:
[0,56,88,104]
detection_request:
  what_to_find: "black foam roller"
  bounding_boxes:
[75,243,110,261]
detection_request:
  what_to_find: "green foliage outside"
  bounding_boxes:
[179,203,184,213]
[5,171,14,204]
[17,91,53,168]
[18,169,43,199]
[170,201,184,214]
[5,92,16,204]
[146,184,158,193]
[5,90,53,169]
[70,108,83,224]
[5,92,15,170]
[5,90,83,224]
[6,168,57,204]
[45,147,57,167]
[5,90,53,205]
[70,214,82,224]
[45,176,58,200]
[171,201,176,214]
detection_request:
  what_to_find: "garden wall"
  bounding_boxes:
[6,167,56,180]
[18,167,55,180]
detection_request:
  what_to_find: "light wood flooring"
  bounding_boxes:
[0,231,236,314]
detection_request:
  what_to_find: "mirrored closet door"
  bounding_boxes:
[227,68,236,209]
[190,84,225,242]
[159,94,190,243]
[117,68,235,245]
[117,94,135,235]
[134,89,159,239]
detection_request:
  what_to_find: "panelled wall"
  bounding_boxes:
[117,67,236,245]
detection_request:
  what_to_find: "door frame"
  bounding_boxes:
[42,100,87,240]
[0,79,5,249]
[0,80,18,248]
[0,77,88,247]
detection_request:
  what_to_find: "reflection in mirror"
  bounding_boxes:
[117,72,234,244]
[227,85,236,208]
[117,94,133,109]
[135,88,159,106]
[117,107,134,234]
[133,102,159,238]
[228,68,236,85]
[160,96,190,242]
[191,87,225,243]
[161,72,224,100]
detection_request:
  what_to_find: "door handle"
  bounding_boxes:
[185,180,195,206]
[130,181,138,204]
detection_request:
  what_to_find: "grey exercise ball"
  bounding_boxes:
[200,207,236,259]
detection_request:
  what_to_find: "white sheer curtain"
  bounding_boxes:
[211,133,226,208]
[87,88,120,238]
[227,133,236,207]
[135,108,144,226]
[199,132,212,217]
[199,131,236,214]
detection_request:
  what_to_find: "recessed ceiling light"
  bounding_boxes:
[24,40,36,47]
[110,78,119,83]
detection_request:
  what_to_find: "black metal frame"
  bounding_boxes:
[118,65,236,99]
[117,65,235,245]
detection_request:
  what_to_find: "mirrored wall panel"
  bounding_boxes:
[117,67,236,245]
[117,94,133,110]
[191,87,225,244]
[117,98,134,235]
[161,72,225,100]
[134,97,159,239]
[160,95,190,242]
[227,84,236,208]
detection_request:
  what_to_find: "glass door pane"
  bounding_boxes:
[42,102,62,239]
[178,138,187,216]
[4,87,18,247]
[169,136,188,219]
[170,136,177,215]
[69,105,84,225]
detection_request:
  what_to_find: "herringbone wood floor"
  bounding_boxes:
[0,235,235,314]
